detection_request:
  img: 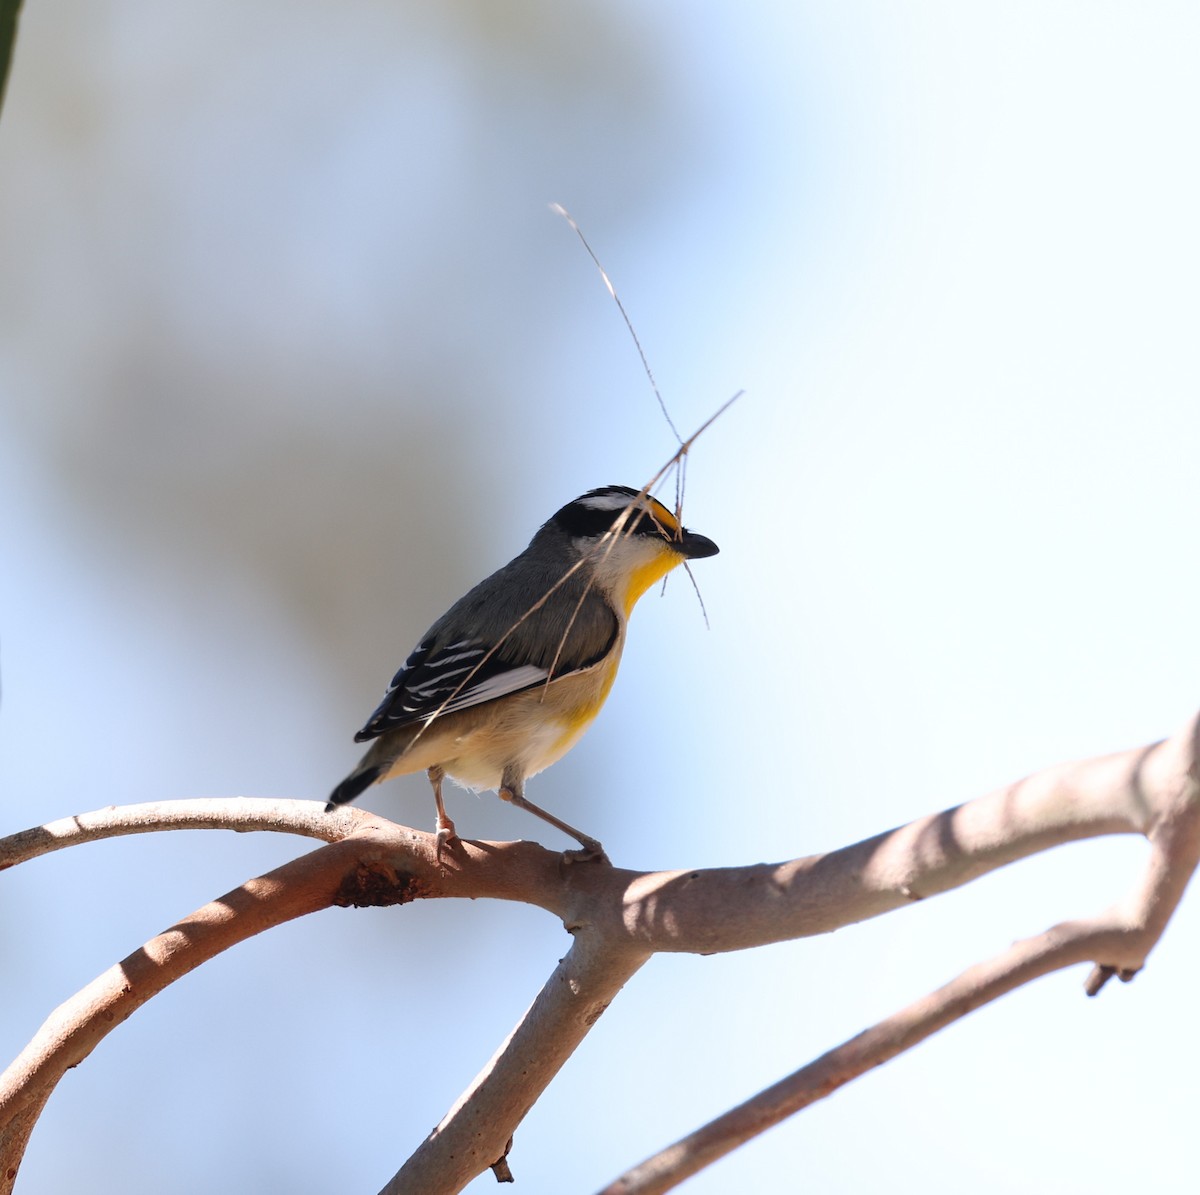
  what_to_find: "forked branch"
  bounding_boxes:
[0,713,1196,1193]
[599,715,1200,1193]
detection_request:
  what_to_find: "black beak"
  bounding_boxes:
[677,529,719,559]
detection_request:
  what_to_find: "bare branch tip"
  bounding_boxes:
[1084,965,1113,997]
[490,1136,516,1183]
[1085,962,1143,997]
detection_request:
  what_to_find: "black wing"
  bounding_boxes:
[353,636,555,742]
[353,546,620,743]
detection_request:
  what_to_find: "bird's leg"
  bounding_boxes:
[427,765,458,851]
[498,768,607,863]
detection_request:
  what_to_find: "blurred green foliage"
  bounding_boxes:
[0,0,21,116]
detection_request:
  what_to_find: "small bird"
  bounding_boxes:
[327,485,719,855]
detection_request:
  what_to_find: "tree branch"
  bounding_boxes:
[598,919,1146,1195]
[0,798,354,870]
[0,823,585,1188]
[598,714,1200,1193]
[384,931,649,1194]
[2,714,1197,1192]
[0,840,353,1133]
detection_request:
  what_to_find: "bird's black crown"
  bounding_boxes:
[549,485,671,541]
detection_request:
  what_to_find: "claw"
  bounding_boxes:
[434,816,459,863]
[562,841,609,865]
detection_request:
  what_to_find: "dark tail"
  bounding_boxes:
[325,765,384,812]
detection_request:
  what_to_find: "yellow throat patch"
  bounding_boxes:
[620,546,685,615]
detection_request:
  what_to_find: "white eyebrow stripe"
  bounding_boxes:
[580,492,639,511]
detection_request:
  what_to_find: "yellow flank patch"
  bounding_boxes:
[551,659,622,754]
[621,547,684,614]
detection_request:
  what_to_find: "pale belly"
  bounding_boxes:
[442,715,586,792]
[377,637,625,793]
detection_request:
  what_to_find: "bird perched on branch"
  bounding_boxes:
[326,485,719,857]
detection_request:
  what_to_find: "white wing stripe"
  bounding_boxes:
[439,664,550,712]
[435,649,485,666]
[411,664,474,688]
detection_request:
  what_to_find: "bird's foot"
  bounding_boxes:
[435,816,460,862]
[562,838,609,866]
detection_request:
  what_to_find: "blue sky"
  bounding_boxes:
[2,3,1198,1191]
